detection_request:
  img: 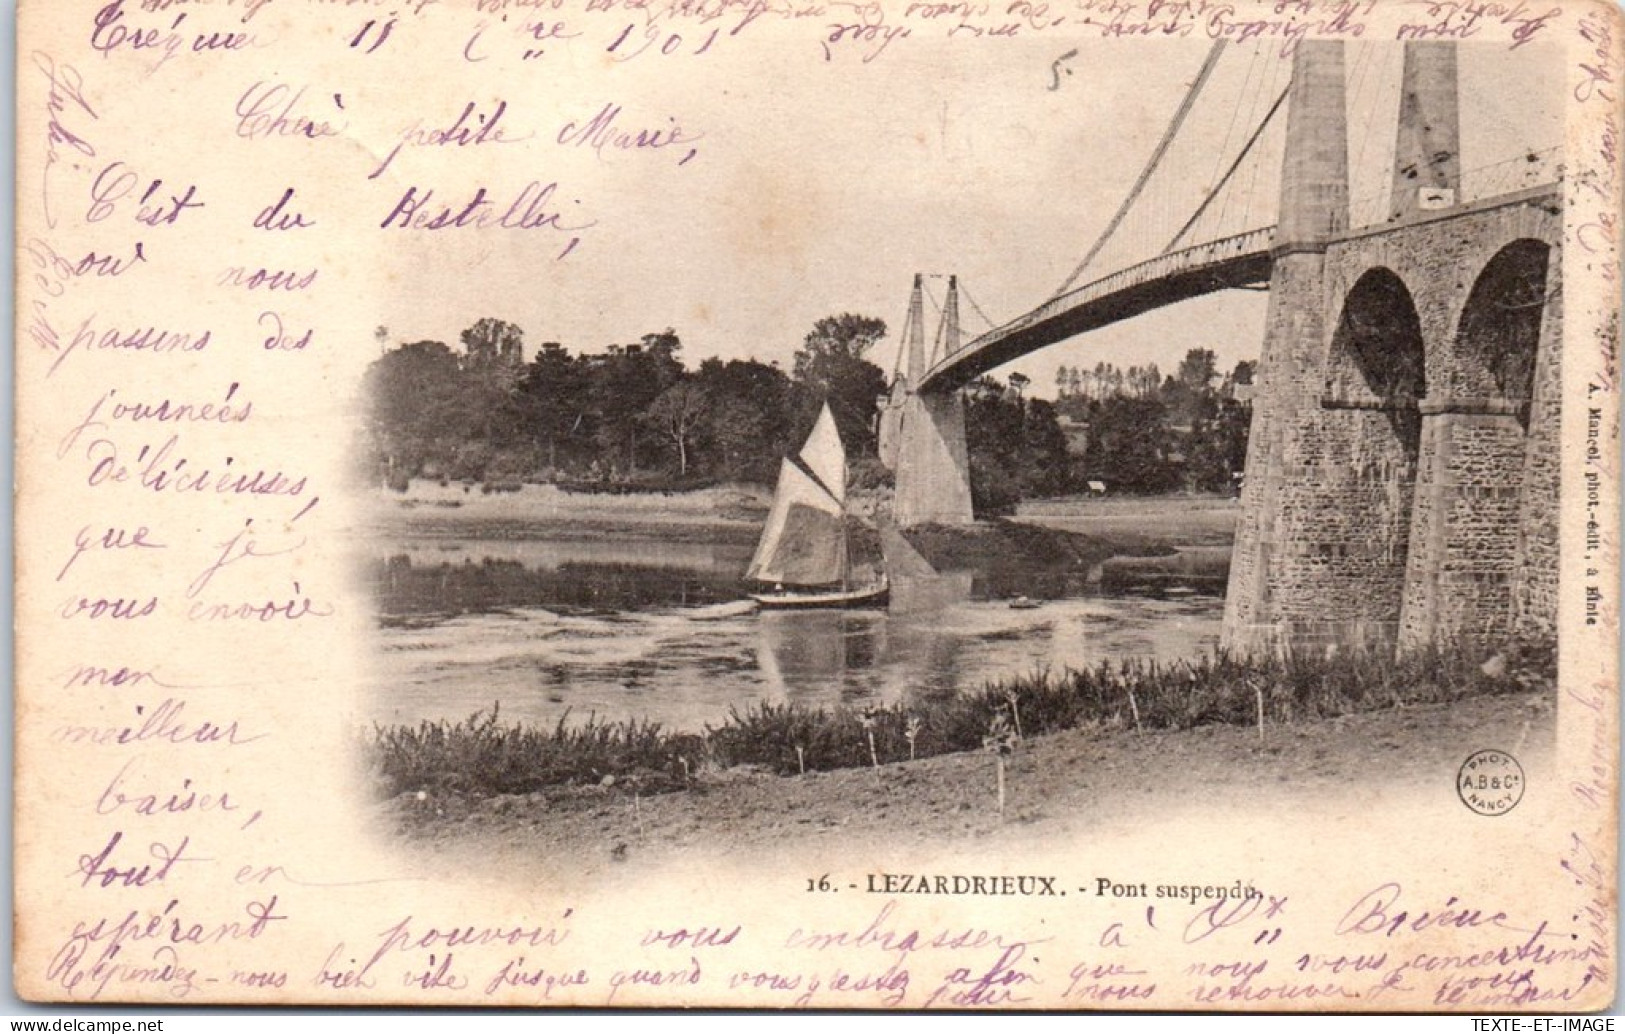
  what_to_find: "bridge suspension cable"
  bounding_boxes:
[889,281,918,383]
[1051,40,1296,304]
[916,42,1567,392]
[928,287,948,366]
[890,274,966,376]
[1053,39,1227,298]
[1165,84,1288,253]
[958,281,1000,333]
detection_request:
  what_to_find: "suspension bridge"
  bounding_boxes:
[878,40,1564,654]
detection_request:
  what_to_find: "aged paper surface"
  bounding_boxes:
[12,0,1622,1009]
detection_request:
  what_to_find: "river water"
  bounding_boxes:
[365,532,1226,732]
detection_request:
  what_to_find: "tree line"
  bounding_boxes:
[362,316,1253,505]
[1053,351,1255,496]
[362,315,890,491]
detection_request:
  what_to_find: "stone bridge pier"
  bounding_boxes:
[881,275,975,527]
[1222,41,1562,656]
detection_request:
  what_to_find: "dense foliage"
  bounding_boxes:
[362,318,1254,504]
[1054,350,1255,495]
[363,318,887,489]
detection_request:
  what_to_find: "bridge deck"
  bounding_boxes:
[921,183,1562,393]
[922,227,1274,391]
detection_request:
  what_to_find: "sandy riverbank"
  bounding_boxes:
[362,481,772,543]
[1016,493,1239,548]
[361,481,1234,561]
[371,689,1553,885]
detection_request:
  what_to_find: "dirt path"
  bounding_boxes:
[375,690,1554,883]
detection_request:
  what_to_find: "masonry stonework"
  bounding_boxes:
[1510,251,1563,639]
[1225,197,1562,654]
[1221,38,1563,656]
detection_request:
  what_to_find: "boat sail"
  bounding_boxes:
[746,403,888,609]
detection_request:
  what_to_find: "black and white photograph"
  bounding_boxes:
[13,0,1620,1011]
[358,36,1566,867]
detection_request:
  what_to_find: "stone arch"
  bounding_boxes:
[1452,238,1552,425]
[1398,237,1556,648]
[1290,266,1430,645]
[1328,267,1428,452]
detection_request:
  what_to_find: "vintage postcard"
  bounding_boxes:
[12,0,1621,1010]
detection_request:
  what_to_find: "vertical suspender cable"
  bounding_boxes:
[1053,39,1228,298]
[1163,83,1290,254]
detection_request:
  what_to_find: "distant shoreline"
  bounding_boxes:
[363,479,771,543]
[360,479,1241,554]
[369,479,1240,520]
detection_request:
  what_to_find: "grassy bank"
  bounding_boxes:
[369,641,1553,802]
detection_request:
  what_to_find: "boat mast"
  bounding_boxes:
[839,412,850,592]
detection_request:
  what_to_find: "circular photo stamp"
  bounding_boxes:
[1457,749,1525,816]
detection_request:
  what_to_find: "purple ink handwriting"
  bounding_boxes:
[32,52,99,228]
[1061,959,1155,1003]
[235,81,346,142]
[76,831,205,889]
[379,181,596,240]
[317,910,576,993]
[920,942,1036,1008]
[1335,883,1530,939]
[481,958,590,998]
[86,161,204,226]
[186,518,309,599]
[46,896,286,999]
[57,523,166,581]
[95,759,248,822]
[185,582,334,622]
[786,899,1038,958]
[61,662,178,692]
[90,0,255,72]
[52,698,265,748]
[58,383,253,460]
[369,99,528,179]
[82,434,311,498]
[556,103,703,165]
[252,188,315,231]
[218,265,319,291]
[48,317,211,378]
[259,311,314,352]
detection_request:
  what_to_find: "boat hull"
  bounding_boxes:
[749,580,890,610]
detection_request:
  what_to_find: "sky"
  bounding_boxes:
[374,36,1565,399]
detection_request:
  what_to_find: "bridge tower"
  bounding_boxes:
[1225,40,1557,655]
[1391,41,1559,650]
[884,275,975,527]
[1224,39,1417,654]
[1224,40,1359,653]
[1389,43,1461,220]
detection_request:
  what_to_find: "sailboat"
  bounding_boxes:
[745,403,889,610]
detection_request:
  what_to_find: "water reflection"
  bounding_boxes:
[366,540,1225,732]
